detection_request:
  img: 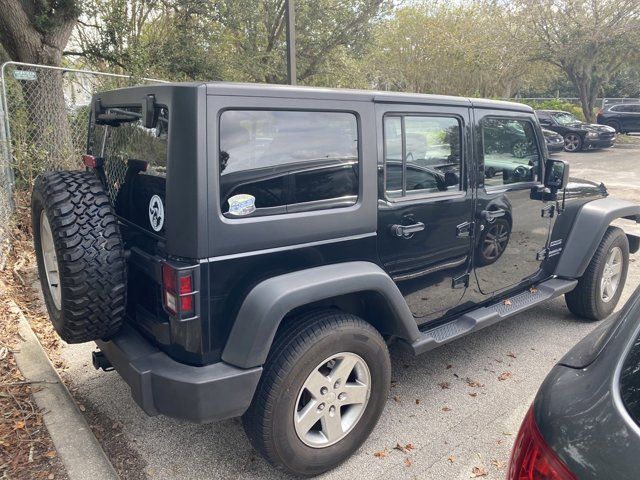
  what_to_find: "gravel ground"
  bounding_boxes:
[57,146,640,480]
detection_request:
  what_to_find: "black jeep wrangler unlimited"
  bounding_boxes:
[32,83,640,476]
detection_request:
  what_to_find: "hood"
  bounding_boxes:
[563,177,608,201]
[569,122,616,134]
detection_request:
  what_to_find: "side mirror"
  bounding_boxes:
[544,158,569,191]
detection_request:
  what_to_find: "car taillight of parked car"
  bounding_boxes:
[162,263,196,316]
[508,406,577,480]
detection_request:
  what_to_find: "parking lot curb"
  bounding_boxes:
[9,299,120,480]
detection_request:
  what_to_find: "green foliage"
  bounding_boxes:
[516,99,587,121]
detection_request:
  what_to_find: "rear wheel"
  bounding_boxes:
[242,310,390,477]
[565,227,629,321]
[563,133,582,152]
[32,171,126,343]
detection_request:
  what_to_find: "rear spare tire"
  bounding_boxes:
[32,171,126,343]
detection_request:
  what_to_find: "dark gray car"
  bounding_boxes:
[508,288,640,479]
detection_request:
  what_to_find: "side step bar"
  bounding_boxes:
[405,278,578,356]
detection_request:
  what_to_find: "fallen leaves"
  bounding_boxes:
[466,377,485,388]
[393,395,401,403]
[471,466,488,477]
[374,449,389,458]
[44,451,57,459]
[442,406,452,412]
[439,382,451,389]
[415,398,421,405]
[491,458,506,469]
[404,458,412,467]
[447,455,456,463]
[529,286,538,294]
[394,442,415,453]
[506,351,517,359]
[503,298,512,306]
[498,372,512,381]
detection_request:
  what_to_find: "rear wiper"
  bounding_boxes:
[108,108,142,119]
[96,108,143,125]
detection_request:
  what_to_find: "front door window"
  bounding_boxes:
[474,115,550,296]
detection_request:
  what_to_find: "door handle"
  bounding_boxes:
[480,209,506,223]
[391,222,425,238]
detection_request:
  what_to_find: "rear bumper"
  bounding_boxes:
[96,324,262,423]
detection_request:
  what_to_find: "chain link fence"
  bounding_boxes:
[0,61,166,266]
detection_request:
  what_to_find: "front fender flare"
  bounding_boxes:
[221,261,418,369]
[555,197,640,278]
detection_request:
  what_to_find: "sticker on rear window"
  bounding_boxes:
[228,194,256,216]
[149,195,164,231]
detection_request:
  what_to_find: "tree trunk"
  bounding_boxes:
[0,1,79,172]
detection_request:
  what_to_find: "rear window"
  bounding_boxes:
[620,330,640,426]
[89,106,168,234]
[219,110,359,217]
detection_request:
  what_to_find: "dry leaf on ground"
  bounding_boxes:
[471,466,488,477]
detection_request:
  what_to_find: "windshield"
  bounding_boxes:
[551,112,581,125]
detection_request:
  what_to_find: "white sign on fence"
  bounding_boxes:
[12,69,37,81]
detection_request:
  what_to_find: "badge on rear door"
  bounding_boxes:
[149,195,164,232]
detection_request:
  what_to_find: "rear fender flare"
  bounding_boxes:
[221,261,418,369]
[555,197,640,278]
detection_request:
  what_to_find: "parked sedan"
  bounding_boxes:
[536,110,616,152]
[597,103,640,133]
[508,286,640,479]
[542,128,565,154]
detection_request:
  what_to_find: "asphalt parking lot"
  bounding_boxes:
[58,145,640,480]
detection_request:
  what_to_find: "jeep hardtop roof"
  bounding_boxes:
[94,81,533,113]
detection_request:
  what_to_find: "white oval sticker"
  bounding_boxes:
[228,194,256,216]
[149,195,164,231]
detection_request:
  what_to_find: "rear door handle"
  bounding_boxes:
[391,222,425,238]
[480,209,506,223]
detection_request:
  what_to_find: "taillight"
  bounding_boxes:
[508,406,576,480]
[83,154,100,168]
[162,263,196,316]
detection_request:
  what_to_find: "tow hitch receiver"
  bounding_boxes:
[92,350,114,371]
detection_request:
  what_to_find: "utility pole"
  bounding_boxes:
[285,0,297,85]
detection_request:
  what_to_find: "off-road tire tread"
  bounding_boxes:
[32,171,126,343]
[242,310,387,475]
[565,226,628,321]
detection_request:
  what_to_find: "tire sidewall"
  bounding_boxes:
[32,185,64,332]
[593,231,629,318]
[269,323,390,476]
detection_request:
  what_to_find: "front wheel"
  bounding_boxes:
[242,310,390,477]
[563,133,583,152]
[565,226,629,321]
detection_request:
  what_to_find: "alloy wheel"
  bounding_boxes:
[39,211,61,310]
[564,134,581,152]
[294,352,371,448]
[601,246,623,303]
[482,222,509,262]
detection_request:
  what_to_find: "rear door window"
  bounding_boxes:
[219,110,359,217]
[89,106,169,235]
[383,115,462,199]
